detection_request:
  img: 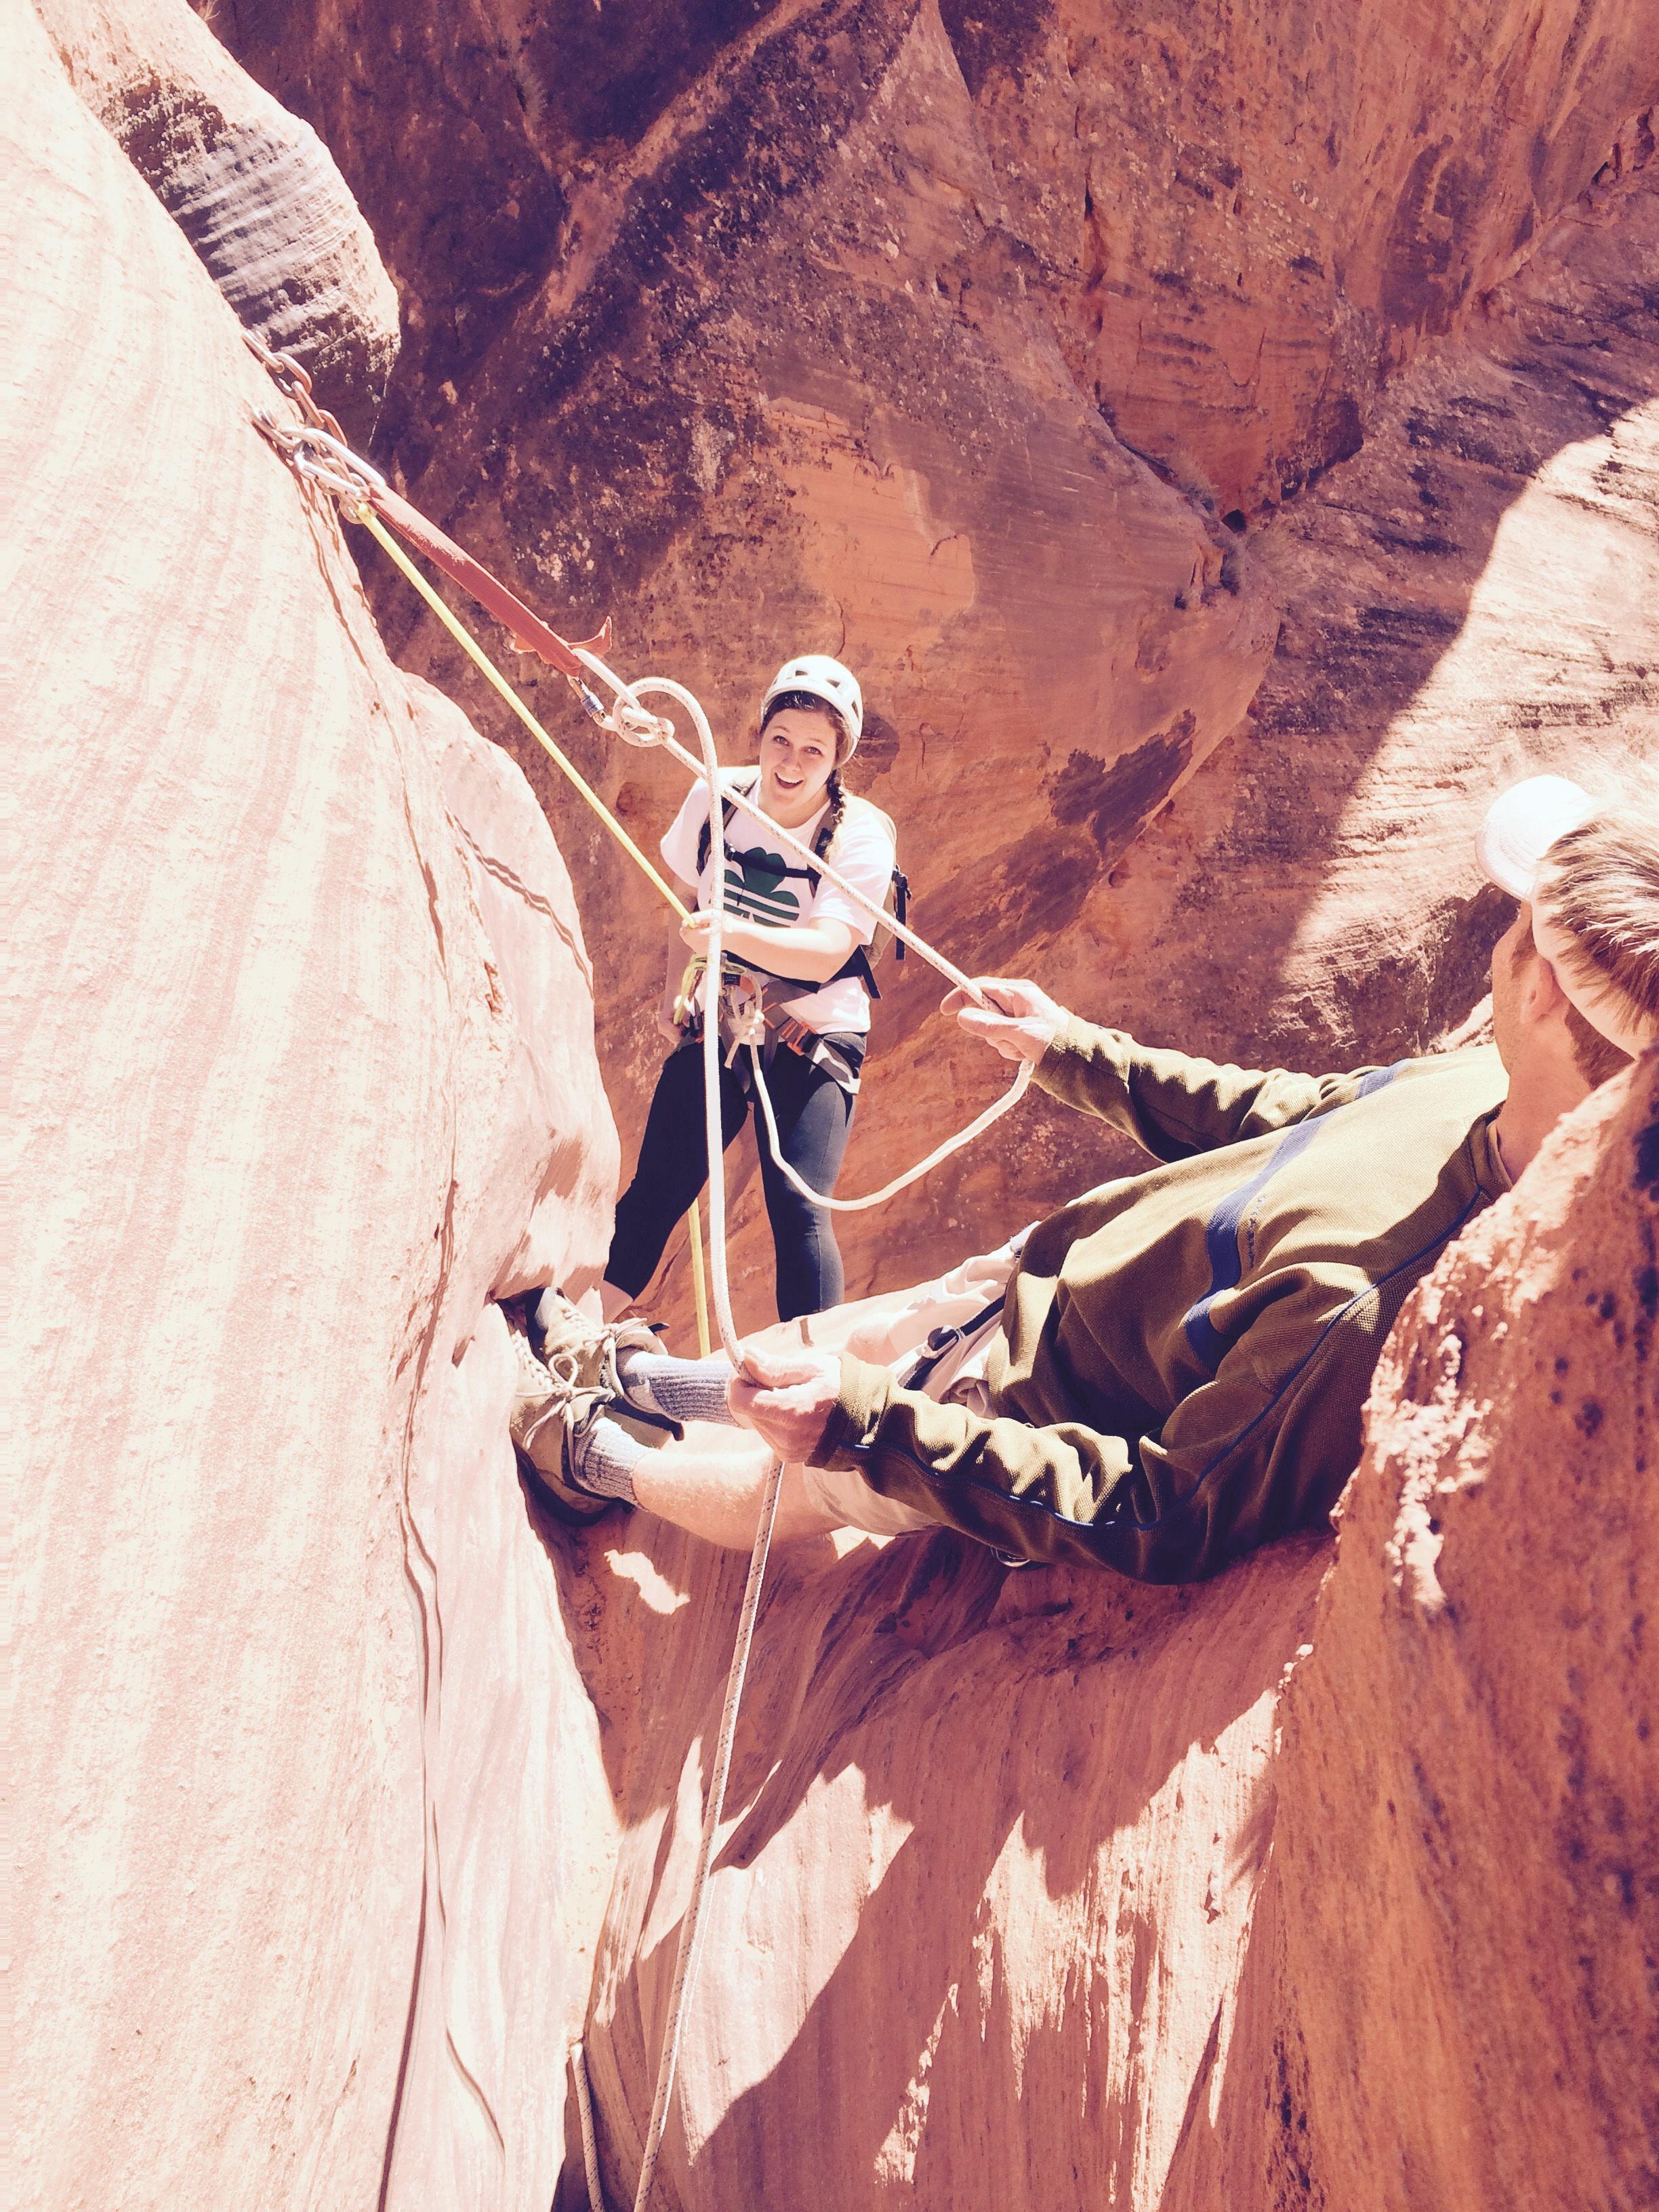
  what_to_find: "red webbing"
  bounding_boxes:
[365,483,610,678]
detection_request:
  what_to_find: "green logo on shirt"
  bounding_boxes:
[726,848,798,926]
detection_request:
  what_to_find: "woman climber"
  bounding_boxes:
[600,654,899,1324]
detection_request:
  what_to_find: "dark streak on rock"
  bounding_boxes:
[1633,1113,1659,1203]
[1046,717,1195,869]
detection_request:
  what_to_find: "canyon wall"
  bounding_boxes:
[1257,1050,1656,2212]
[13,8,617,2204]
[14,1,1656,2207]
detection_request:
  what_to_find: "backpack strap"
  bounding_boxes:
[695,768,761,878]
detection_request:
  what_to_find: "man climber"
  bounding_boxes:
[507,773,1657,1580]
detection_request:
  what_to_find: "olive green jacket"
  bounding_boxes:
[815,1019,1510,1580]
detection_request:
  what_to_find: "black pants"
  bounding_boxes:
[607,1036,862,1321]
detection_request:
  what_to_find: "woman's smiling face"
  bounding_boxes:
[758,706,842,823]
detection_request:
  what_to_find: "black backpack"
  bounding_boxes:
[695,771,909,998]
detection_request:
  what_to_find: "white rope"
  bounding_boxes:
[748,1046,1033,1211]
[535,641,1036,2212]
[627,673,787,2212]
[583,656,1037,1231]
[600,663,1035,2205]
[628,1456,785,2212]
[571,2041,607,2211]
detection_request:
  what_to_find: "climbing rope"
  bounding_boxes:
[572,644,985,990]
[611,634,790,2212]
[247,342,1030,2208]
[750,1046,1032,1211]
[359,506,690,915]
[247,350,718,1349]
[571,2041,606,2210]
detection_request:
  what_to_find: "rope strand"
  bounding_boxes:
[358,512,691,920]
[749,1047,1033,1211]
[352,508,716,1354]
[628,672,784,2212]
[571,649,990,1004]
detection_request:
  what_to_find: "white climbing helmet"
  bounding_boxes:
[760,654,864,754]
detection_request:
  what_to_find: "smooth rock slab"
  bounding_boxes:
[11,17,615,2207]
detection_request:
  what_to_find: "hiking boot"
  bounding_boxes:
[506,1296,680,1525]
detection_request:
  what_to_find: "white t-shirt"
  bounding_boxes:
[660,772,898,1035]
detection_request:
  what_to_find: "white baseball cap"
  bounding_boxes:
[1475,774,1594,899]
[1479,774,1650,1059]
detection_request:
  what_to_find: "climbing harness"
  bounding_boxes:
[247,337,1032,2208]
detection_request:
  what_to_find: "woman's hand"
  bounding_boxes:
[941,977,1069,1064]
[680,912,714,955]
[727,1347,842,1465]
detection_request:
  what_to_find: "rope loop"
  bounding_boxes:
[750,1045,1031,1211]
[572,648,685,756]
[611,701,675,749]
[253,412,388,508]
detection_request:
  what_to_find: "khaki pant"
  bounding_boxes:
[754,1229,1030,1539]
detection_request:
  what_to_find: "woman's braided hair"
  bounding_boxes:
[760,689,849,851]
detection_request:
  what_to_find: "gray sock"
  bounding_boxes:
[570,1416,645,1506]
[617,1351,738,1428]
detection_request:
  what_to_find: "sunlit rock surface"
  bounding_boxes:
[14,15,614,2206]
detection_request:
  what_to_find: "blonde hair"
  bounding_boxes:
[1537,782,1659,1050]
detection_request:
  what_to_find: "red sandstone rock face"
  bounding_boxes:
[832,152,1659,1303]
[13,16,615,2205]
[1048,156,1659,1081]
[37,0,398,432]
[1261,1054,1657,2212]
[222,0,1654,515]
[949,1,1655,512]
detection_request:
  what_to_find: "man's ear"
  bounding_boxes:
[1520,945,1571,1026]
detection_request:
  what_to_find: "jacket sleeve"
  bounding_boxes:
[1033,1017,1386,1161]
[813,1306,1379,1582]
